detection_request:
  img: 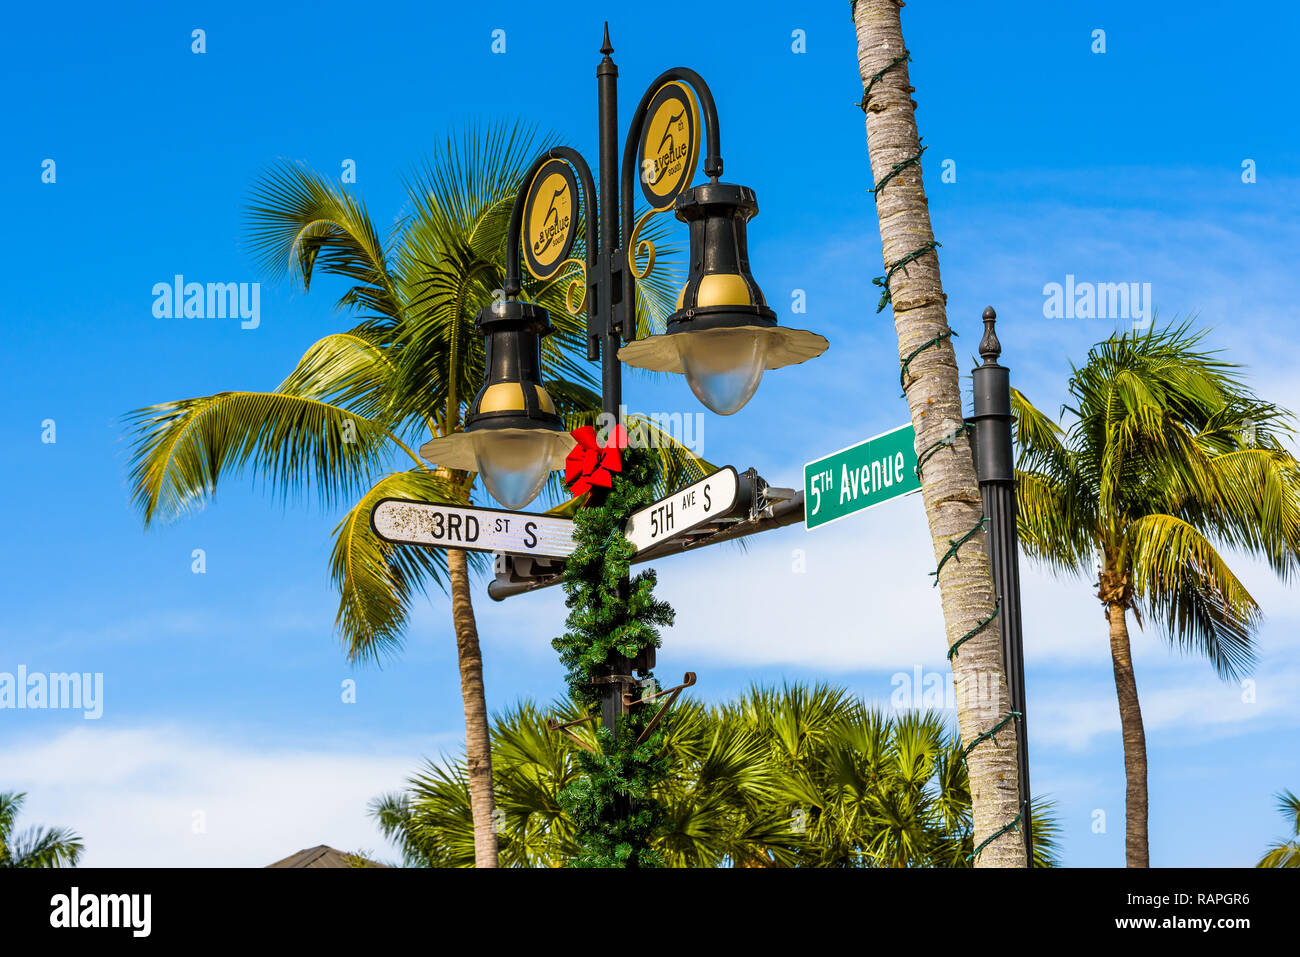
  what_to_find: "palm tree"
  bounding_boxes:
[1257,789,1300,868]
[851,1,1025,865]
[0,792,82,868]
[125,123,701,867]
[1013,324,1300,866]
[372,683,1061,867]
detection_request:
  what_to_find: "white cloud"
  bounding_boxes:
[1029,660,1300,753]
[0,726,448,867]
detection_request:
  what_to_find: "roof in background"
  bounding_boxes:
[266,845,389,868]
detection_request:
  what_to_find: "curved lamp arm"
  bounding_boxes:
[619,68,723,342]
[504,146,599,308]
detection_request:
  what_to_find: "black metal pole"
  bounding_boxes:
[597,25,622,414]
[596,25,631,734]
[969,305,1033,863]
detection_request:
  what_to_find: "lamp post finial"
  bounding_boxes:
[979,306,1001,365]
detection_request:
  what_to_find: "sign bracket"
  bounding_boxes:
[488,470,805,600]
[545,713,599,753]
[625,672,696,747]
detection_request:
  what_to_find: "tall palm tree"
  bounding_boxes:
[852,0,1025,865]
[125,123,700,867]
[1257,789,1300,868]
[372,683,1061,867]
[1013,324,1300,866]
[0,792,82,868]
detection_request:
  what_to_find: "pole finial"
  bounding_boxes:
[979,306,1002,365]
[601,22,613,57]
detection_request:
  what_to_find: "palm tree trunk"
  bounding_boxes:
[853,0,1026,867]
[446,545,499,868]
[1106,600,1150,867]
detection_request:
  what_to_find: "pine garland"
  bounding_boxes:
[551,445,675,867]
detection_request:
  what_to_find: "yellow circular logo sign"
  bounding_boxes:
[638,81,701,211]
[522,159,580,280]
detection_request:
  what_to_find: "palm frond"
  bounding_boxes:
[1280,789,1300,834]
[1016,469,1096,575]
[1029,797,1062,868]
[1256,841,1300,868]
[2,826,83,868]
[1194,448,1300,581]
[246,160,400,318]
[1257,791,1300,868]
[125,391,406,524]
[276,327,401,419]
[1127,513,1260,678]
[0,796,82,869]
[0,791,22,843]
[330,469,477,662]
[1011,387,1069,473]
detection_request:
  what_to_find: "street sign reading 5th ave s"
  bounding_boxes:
[803,423,921,529]
[624,467,739,552]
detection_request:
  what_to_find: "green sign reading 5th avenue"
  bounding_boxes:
[804,423,921,529]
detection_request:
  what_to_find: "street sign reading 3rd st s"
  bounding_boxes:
[624,467,739,552]
[370,499,577,559]
[803,423,921,529]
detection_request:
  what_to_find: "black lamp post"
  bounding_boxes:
[419,25,828,731]
[969,305,1032,861]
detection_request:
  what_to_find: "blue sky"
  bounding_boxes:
[3,0,1298,866]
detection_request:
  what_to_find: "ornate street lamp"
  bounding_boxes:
[428,27,829,726]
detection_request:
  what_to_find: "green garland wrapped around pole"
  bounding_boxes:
[551,429,675,867]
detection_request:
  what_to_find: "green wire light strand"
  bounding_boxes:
[856,48,935,314]
[914,420,971,482]
[870,140,927,203]
[857,51,910,111]
[940,536,1025,862]
[929,515,987,586]
[947,597,1000,660]
[873,241,941,313]
[960,710,1018,763]
[968,800,1027,862]
[899,329,956,395]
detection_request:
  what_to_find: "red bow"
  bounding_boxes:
[564,425,628,497]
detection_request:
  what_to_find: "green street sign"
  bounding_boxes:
[804,423,921,529]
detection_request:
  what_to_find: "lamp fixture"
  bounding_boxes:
[419,299,574,509]
[618,182,827,414]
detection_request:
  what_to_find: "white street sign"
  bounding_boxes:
[370,499,577,559]
[624,467,741,553]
